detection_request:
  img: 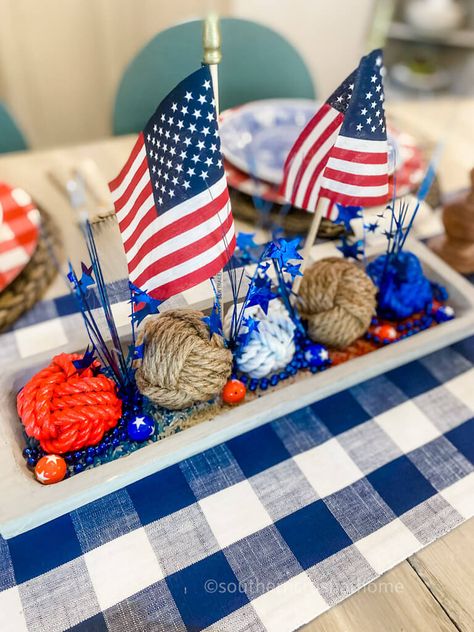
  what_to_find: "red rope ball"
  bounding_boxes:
[17,353,122,454]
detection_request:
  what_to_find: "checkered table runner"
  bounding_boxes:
[1,336,473,631]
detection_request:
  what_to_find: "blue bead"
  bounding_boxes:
[74,463,84,474]
[270,375,279,386]
[85,456,94,465]
[112,428,119,437]
[119,431,128,441]
[240,375,248,385]
[73,451,83,461]
[279,372,286,380]
[310,366,318,374]
[86,447,96,457]
[249,379,258,391]
[65,454,74,464]
[26,456,37,468]
[22,448,32,459]
[260,378,268,390]
[111,438,120,448]
[301,361,308,369]
[126,414,155,442]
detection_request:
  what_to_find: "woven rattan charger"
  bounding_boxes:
[0,210,62,332]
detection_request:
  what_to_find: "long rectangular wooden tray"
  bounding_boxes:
[1,238,474,538]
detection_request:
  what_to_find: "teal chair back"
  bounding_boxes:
[113,18,315,135]
[0,103,27,153]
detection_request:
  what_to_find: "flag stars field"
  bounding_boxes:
[108,65,235,299]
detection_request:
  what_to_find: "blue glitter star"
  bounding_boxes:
[72,346,96,371]
[334,205,363,231]
[129,283,163,326]
[246,284,276,314]
[237,316,260,349]
[78,263,95,290]
[364,221,379,233]
[202,302,223,338]
[236,232,258,251]
[267,238,302,267]
[336,237,364,261]
[283,263,303,279]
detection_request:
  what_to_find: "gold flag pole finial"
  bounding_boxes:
[202,13,222,66]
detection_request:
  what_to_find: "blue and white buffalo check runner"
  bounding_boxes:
[1,336,473,631]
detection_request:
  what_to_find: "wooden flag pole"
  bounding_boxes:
[203,13,224,317]
[293,197,329,293]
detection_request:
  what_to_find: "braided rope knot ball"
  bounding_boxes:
[135,309,233,410]
[17,353,122,454]
[298,257,377,349]
[225,300,296,378]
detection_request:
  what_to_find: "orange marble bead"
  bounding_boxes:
[35,454,67,484]
[373,324,398,341]
[222,379,247,405]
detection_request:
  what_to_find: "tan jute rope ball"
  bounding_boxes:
[298,257,377,349]
[135,309,233,410]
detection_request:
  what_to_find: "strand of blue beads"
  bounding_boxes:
[232,334,332,392]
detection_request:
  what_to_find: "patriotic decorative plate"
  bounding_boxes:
[220,99,403,185]
[221,106,425,206]
[0,182,41,292]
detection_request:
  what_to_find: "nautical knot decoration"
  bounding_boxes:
[367,251,433,320]
[17,353,122,454]
[135,309,232,410]
[225,300,296,379]
[298,257,376,349]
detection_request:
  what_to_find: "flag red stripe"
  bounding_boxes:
[330,147,387,164]
[118,181,153,234]
[291,111,343,202]
[109,134,145,192]
[323,167,388,187]
[113,159,149,212]
[132,208,233,288]
[319,186,388,207]
[282,103,331,172]
[125,187,230,271]
[146,235,236,300]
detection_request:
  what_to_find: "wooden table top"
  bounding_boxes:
[0,96,473,631]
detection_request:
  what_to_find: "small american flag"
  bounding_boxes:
[281,49,388,212]
[109,66,235,300]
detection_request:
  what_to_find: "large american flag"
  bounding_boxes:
[280,49,389,212]
[109,66,235,300]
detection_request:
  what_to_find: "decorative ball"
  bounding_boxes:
[34,454,67,484]
[126,415,155,441]
[434,305,455,323]
[304,343,330,368]
[298,257,377,349]
[367,252,433,320]
[222,379,247,404]
[135,309,233,410]
[225,300,296,379]
[373,324,398,341]
[17,353,122,454]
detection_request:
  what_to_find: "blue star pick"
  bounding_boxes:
[72,346,96,371]
[334,205,363,231]
[79,262,95,289]
[236,232,258,251]
[336,237,364,261]
[364,222,379,234]
[202,303,223,338]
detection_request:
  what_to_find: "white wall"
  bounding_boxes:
[0,0,375,148]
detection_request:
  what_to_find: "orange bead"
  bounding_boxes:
[35,454,67,484]
[373,324,398,341]
[222,379,246,405]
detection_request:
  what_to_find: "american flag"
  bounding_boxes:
[280,49,388,212]
[109,66,235,300]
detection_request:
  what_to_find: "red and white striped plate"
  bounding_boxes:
[0,182,41,292]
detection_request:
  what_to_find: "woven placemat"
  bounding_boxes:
[230,176,442,238]
[0,210,62,332]
[229,190,345,238]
